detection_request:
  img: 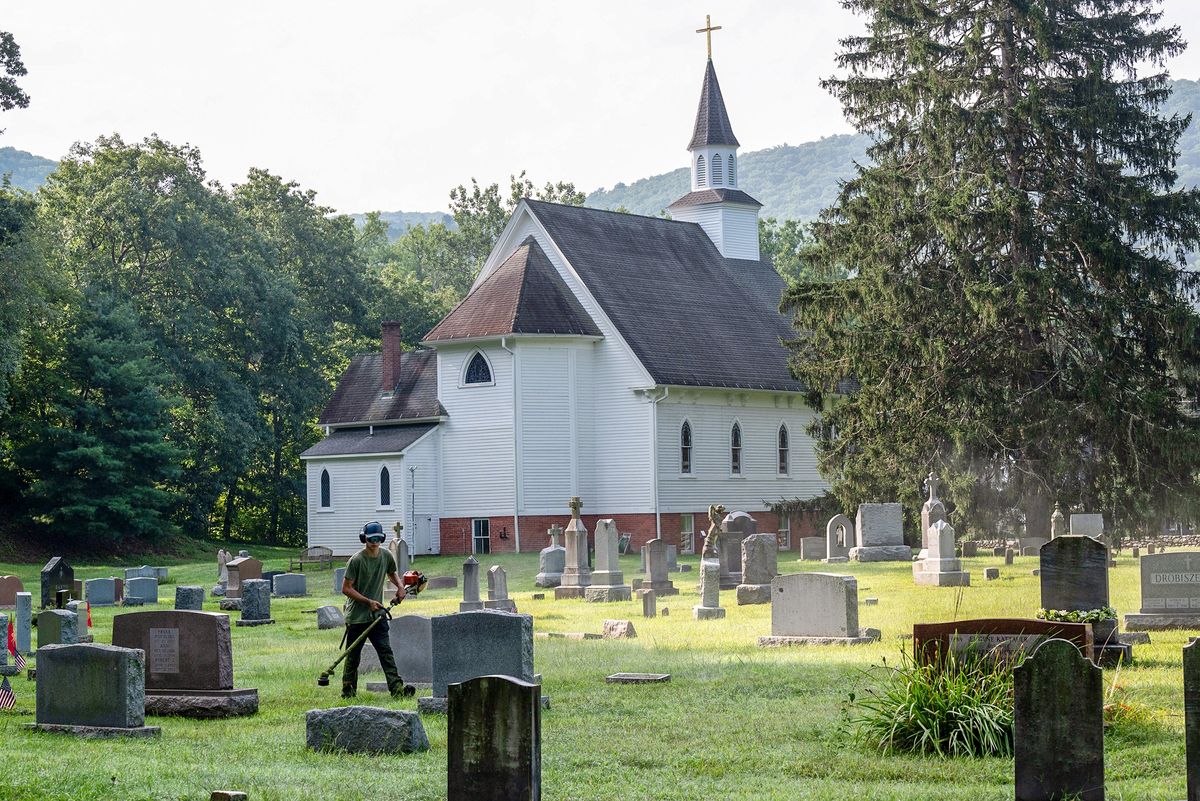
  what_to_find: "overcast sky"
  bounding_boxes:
[6,1,1200,214]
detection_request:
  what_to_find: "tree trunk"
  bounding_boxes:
[221,476,239,541]
[1023,485,1051,540]
[269,410,282,543]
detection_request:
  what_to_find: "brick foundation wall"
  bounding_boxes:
[437,509,809,555]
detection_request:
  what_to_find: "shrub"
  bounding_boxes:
[1035,606,1117,624]
[848,645,1019,758]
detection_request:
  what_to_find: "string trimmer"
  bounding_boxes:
[316,570,427,688]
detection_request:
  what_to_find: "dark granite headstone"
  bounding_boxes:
[420,611,535,713]
[359,614,434,683]
[112,610,233,691]
[1014,638,1104,801]
[1040,536,1110,611]
[448,675,541,801]
[1186,639,1200,801]
[40,557,73,609]
[31,643,159,736]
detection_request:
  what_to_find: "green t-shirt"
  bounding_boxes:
[343,548,397,624]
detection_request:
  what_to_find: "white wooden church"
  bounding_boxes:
[302,54,830,556]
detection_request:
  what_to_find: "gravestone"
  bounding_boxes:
[798,537,825,561]
[639,589,656,618]
[307,706,428,754]
[272,573,307,598]
[555,496,592,599]
[358,615,434,686]
[1005,548,1015,566]
[602,619,636,639]
[720,511,757,589]
[585,519,631,602]
[1019,537,1049,554]
[113,578,124,603]
[1149,544,1157,555]
[316,606,344,630]
[736,533,778,604]
[1185,639,1199,801]
[390,537,411,575]
[641,539,678,596]
[758,573,874,646]
[66,600,89,640]
[984,567,1000,581]
[849,503,911,562]
[112,609,258,717]
[823,514,855,563]
[85,578,117,607]
[27,643,160,738]
[961,541,978,557]
[0,575,23,607]
[175,586,205,611]
[913,619,1094,666]
[261,570,284,588]
[1041,536,1128,665]
[40,557,73,609]
[534,525,566,588]
[1124,551,1200,630]
[1051,502,1066,539]
[333,566,346,595]
[225,556,262,599]
[1071,513,1105,540]
[0,614,13,678]
[485,566,517,612]
[692,559,725,620]
[124,565,162,581]
[447,675,541,801]
[642,543,679,572]
[460,556,484,612]
[1132,547,1140,558]
[1013,639,1104,801]
[426,576,457,590]
[15,592,31,655]
[236,579,274,627]
[217,549,231,585]
[419,610,540,714]
[918,472,947,560]
[126,577,159,604]
[37,609,78,647]
[912,520,970,587]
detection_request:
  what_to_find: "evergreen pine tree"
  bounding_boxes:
[784,0,1200,536]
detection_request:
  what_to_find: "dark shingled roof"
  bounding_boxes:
[689,59,739,149]
[668,188,762,209]
[524,200,804,392]
[300,424,438,458]
[425,236,601,342]
[318,349,445,426]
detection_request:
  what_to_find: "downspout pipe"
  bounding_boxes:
[501,337,521,553]
[649,386,669,539]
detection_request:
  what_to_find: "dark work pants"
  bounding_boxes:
[342,617,402,697]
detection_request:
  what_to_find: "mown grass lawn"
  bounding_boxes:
[0,548,1188,800]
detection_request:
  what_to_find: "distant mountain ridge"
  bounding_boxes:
[0,146,56,192]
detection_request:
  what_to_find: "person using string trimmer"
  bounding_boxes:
[337,521,415,699]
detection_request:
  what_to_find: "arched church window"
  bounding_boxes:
[712,153,723,186]
[681,421,693,474]
[777,425,789,475]
[728,153,736,184]
[320,469,331,508]
[379,466,391,507]
[464,351,493,385]
[696,155,707,188]
[731,422,742,475]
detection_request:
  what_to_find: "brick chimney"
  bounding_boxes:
[381,321,402,390]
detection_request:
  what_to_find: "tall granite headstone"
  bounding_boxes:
[485,565,517,612]
[534,526,566,588]
[419,609,539,714]
[175,586,205,611]
[1070,513,1105,540]
[918,472,947,559]
[1041,536,1127,664]
[849,504,911,562]
[28,643,160,737]
[360,614,434,686]
[692,559,725,620]
[585,519,631,602]
[720,511,757,589]
[126,577,159,604]
[448,675,541,801]
[912,520,970,586]
[85,578,118,607]
[758,573,873,646]
[555,496,592,599]
[236,579,274,627]
[1014,638,1104,801]
[15,592,31,655]
[1125,551,1200,630]
[40,557,73,609]
[461,556,484,612]
[641,539,677,596]
[736,533,778,604]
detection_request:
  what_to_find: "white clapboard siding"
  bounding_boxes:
[668,203,759,261]
[306,456,408,557]
[518,344,574,513]
[656,390,828,512]
[400,428,441,553]
[438,344,516,517]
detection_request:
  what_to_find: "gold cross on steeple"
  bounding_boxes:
[696,14,722,59]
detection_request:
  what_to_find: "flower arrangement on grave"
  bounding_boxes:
[1035,606,1117,625]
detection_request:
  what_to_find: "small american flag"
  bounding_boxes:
[0,677,14,711]
[7,620,25,671]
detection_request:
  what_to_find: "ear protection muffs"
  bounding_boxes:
[360,521,384,544]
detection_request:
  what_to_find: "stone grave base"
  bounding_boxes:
[235,618,275,627]
[145,688,259,718]
[1095,642,1133,668]
[25,723,161,739]
[584,585,632,603]
[554,586,587,600]
[482,599,517,612]
[821,556,849,564]
[273,592,306,599]
[692,606,725,620]
[643,581,678,596]
[533,573,562,588]
[457,601,484,612]
[758,634,875,647]
[418,694,550,714]
[735,584,772,605]
[1123,613,1200,631]
[849,545,912,562]
[366,681,432,693]
[606,673,670,684]
[1117,632,1151,645]
[219,598,242,611]
[718,578,740,591]
[912,568,971,587]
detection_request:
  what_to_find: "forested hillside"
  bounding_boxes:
[0,146,55,191]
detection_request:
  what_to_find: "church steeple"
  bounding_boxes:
[669,41,761,261]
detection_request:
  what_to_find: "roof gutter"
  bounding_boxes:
[500,336,521,554]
